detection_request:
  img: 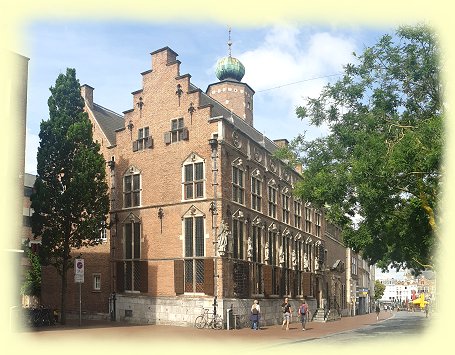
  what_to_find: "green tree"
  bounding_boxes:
[31,68,109,325]
[287,25,442,273]
[20,246,41,298]
[374,280,386,301]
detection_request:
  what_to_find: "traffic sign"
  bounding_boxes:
[75,258,84,283]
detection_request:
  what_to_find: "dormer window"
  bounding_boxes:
[133,126,153,151]
[164,118,189,144]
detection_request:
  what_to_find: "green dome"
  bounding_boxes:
[215,56,245,81]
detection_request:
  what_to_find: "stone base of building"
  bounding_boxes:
[114,294,319,328]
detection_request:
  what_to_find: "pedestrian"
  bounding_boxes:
[375,304,380,321]
[281,297,292,330]
[298,300,309,331]
[250,300,260,330]
[425,303,429,318]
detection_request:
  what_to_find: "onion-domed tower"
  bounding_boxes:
[206,28,255,127]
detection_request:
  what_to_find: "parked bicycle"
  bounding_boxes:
[25,306,55,327]
[194,307,223,330]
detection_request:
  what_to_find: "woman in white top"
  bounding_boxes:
[250,300,261,330]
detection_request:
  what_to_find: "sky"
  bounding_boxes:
[21,21,390,175]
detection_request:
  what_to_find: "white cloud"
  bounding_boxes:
[236,26,357,141]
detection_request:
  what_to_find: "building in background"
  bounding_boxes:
[377,270,436,309]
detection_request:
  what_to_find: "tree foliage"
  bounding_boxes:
[374,280,386,301]
[30,68,109,324]
[287,25,443,272]
[20,247,41,297]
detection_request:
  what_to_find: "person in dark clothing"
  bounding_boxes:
[281,297,292,330]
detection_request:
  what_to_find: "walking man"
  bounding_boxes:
[298,300,309,330]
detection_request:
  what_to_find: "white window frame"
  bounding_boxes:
[182,155,205,201]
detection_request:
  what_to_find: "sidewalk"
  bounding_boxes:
[23,310,394,343]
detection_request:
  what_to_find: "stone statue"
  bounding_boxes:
[264,242,269,263]
[292,249,297,269]
[247,236,253,259]
[217,220,230,256]
[304,253,309,270]
[279,245,285,265]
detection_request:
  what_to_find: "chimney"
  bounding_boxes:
[273,139,289,148]
[81,84,94,109]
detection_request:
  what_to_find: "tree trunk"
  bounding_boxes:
[60,230,71,325]
[60,256,68,325]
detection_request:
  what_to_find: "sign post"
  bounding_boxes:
[74,258,84,326]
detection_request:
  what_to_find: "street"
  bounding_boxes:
[293,310,431,344]
[10,309,437,355]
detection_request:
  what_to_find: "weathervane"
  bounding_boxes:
[228,26,232,57]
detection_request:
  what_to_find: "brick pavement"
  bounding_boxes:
[21,310,394,344]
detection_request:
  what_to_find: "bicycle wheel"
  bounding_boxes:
[195,315,206,329]
[213,315,223,330]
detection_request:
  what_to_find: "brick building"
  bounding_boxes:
[39,45,373,325]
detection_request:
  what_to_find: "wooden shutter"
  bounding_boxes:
[146,136,154,149]
[174,260,184,295]
[132,140,138,152]
[204,258,214,296]
[164,132,171,144]
[138,260,149,293]
[181,127,189,141]
[263,264,272,297]
[116,261,125,293]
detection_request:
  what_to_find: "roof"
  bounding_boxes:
[91,103,124,146]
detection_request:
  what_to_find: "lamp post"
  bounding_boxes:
[209,137,219,316]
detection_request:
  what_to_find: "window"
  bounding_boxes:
[133,126,153,151]
[282,192,290,224]
[23,215,31,227]
[164,118,189,144]
[315,210,322,237]
[184,216,205,293]
[252,225,262,263]
[183,162,204,200]
[351,256,358,276]
[93,274,101,291]
[124,170,141,208]
[251,173,262,212]
[305,206,312,234]
[232,166,244,204]
[294,200,302,229]
[125,221,141,291]
[24,186,33,197]
[232,218,244,259]
[100,222,107,242]
[268,182,277,219]
[268,230,277,266]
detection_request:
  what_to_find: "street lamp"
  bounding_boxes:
[209,137,219,316]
